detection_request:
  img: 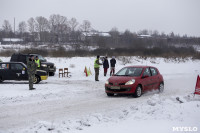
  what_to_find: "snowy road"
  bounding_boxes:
[0,57,200,133]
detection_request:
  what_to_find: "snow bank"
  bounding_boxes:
[0,56,200,133]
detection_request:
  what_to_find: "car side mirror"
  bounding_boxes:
[142,75,149,79]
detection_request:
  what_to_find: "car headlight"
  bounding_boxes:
[105,80,109,85]
[41,64,47,67]
[125,79,135,85]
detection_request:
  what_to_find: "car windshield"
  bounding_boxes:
[115,67,143,77]
[32,55,46,61]
[38,55,45,61]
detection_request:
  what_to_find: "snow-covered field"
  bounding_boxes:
[0,56,200,133]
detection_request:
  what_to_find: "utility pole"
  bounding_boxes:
[14,17,15,37]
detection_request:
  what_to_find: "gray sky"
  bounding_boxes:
[0,0,200,36]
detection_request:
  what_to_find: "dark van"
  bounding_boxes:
[0,62,48,83]
[10,53,56,76]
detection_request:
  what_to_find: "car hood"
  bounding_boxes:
[108,76,139,84]
[41,62,54,66]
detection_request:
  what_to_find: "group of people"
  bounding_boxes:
[94,55,116,81]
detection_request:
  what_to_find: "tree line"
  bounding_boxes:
[0,14,93,43]
[0,14,200,49]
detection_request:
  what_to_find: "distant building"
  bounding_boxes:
[2,38,24,44]
[80,32,111,41]
[137,35,152,39]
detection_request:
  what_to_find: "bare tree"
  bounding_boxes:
[138,29,149,35]
[49,14,69,42]
[80,20,91,32]
[27,17,35,33]
[1,20,13,38]
[69,18,79,32]
[170,32,175,38]
[18,21,27,34]
[109,27,120,46]
[109,27,119,36]
[35,16,49,32]
[2,20,12,33]
[35,16,49,41]
[152,30,159,37]
[49,14,67,33]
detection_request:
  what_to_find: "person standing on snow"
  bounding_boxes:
[35,56,41,69]
[103,56,109,76]
[110,56,116,76]
[27,55,37,90]
[94,55,102,81]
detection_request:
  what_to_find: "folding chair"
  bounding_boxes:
[59,68,64,78]
[64,68,71,77]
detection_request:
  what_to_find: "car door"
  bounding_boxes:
[150,67,160,90]
[10,63,28,80]
[141,67,153,91]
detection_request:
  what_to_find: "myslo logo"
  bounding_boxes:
[172,127,198,132]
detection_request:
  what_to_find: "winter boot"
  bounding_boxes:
[29,88,36,90]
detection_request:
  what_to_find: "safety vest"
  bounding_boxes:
[35,59,40,67]
[94,59,100,68]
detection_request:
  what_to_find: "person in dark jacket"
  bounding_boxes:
[110,56,116,76]
[27,55,37,90]
[103,56,109,76]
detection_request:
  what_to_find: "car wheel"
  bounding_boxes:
[33,75,40,84]
[49,72,55,76]
[107,93,114,97]
[159,83,164,93]
[134,85,142,98]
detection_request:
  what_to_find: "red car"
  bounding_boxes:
[105,66,164,97]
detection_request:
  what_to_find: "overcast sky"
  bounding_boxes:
[0,0,200,36]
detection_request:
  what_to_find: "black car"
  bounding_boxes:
[0,62,48,83]
[10,53,56,76]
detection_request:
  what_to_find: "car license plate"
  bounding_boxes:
[111,86,120,89]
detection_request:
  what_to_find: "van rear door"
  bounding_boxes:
[0,63,10,80]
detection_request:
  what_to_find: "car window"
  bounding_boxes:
[150,67,158,76]
[0,64,9,69]
[116,67,143,77]
[143,68,151,77]
[116,68,127,75]
[11,64,24,70]
[32,55,45,61]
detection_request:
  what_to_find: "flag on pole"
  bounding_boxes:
[194,75,200,95]
[87,69,91,76]
[84,66,88,77]
[89,67,92,75]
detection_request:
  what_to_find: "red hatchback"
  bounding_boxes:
[105,66,164,97]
